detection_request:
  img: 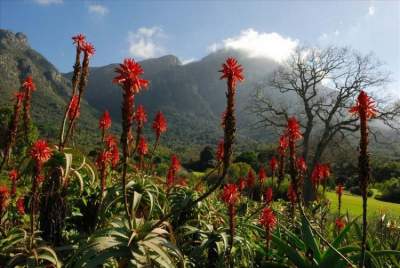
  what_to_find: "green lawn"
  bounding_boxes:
[326,191,400,219]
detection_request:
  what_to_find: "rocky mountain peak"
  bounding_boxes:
[0,29,29,50]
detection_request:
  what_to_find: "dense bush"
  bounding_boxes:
[349,185,374,197]
[375,178,400,203]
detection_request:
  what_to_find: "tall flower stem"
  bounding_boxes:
[61,49,92,150]
[113,58,149,229]
[59,46,81,150]
[359,109,369,268]
[349,90,376,268]
[0,93,24,170]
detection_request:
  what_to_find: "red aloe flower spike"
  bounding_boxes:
[104,135,120,168]
[349,90,377,119]
[113,58,149,94]
[81,42,95,57]
[170,155,181,172]
[237,177,247,191]
[113,58,148,224]
[221,183,239,205]
[96,150,112,193]
[216,140,224,162]
[259,207,277,254]
[269,157,278,174]
[67,95,80,121]
[335,217,346,231]
[258,166,267,184]
[22,76,36,142]
[219,57,245,89]
[22,76,36,92]
[350,90,376,268]
[99,110,112,130]
[296,157,307,174]
[221,183,240,257]
[72,34,86,50]
[8,169,19,196]
[247,169,256,188]
[137,137,148,156]
[259,207,277,230]
[286,117,302,141]
[134,105,148,126]
[0,185,10,214]
[219,58,244,182]
[0,92,25,170]
[30,140,53,166]
[16,196,25,215]
[152,111,167,139]
[278,135,289,156]
[264,187,273,205]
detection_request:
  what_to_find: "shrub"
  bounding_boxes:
[349,185,373,197]
[375,178,400,203]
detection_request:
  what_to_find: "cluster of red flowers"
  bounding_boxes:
[246,170,256,188]
[30,139,53,166]
[278,135,289,156]
[0,185,10,214]
[135,105,148,127]
[152,111,167,140]
[72,34,95,56]
[16,197,25,215]
[137,137,148,156]
[216,140,224,162]
[96,134,119,192]
[219,58,244,89]
[264,187,273,205]
[21,76,36,141]
[67,95,80,121]
[259,207,277,231]
[113,58,149,94]
[105,135,119,168]
[99,110,112,131]
[166,155,181,188]
[269,157,278,175]
[335,217,346,231]
[296,157,307,174]
[221,183,239,206]
[349,90,377,119]
[311,163,331,188]
[258,166,267,184]
[285,117,303,142]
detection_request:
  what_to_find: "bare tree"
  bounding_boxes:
[250,46,400,200]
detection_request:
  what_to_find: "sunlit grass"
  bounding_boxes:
[326,191,400,219]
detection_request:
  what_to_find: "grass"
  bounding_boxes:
[326,191,400,219]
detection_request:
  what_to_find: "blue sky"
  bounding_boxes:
[1,0,399,95]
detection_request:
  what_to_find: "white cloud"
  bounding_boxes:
[128,27,165,59]
[33,0,62,5]
[181,58,196,65]
[88,4,109,16]
[368,5,375,16]
[208,29,298,63]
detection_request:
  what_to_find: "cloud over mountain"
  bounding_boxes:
[208,29,298,63]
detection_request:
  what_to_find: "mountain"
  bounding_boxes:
[0,29,100,146]
[0,29,284,150]
[67,50,284,148]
